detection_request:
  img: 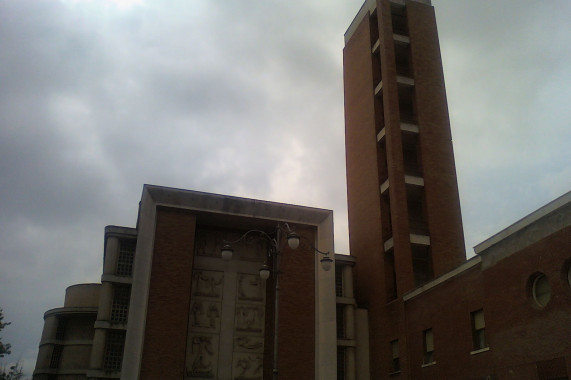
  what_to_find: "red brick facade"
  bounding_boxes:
[406,1,465,276]
[404,227,571,379]
[264,226,316,379]
[135,198,319,380]
[344,1,466,377]
[482,227,571,379]
[343,1,570,379]
[140,207,196,379]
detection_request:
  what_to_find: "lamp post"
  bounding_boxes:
[220,223,332,380]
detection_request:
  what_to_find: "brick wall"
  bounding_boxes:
[402,227,571,379]
[407,1,466,275]
[482,227,571,378]
[264,226,316,379]
[140,207,196,379]
[405,264,486,379]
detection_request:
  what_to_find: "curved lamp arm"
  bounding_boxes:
[220,223,333,272]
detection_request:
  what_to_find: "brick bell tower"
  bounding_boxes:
[343,0,466,376]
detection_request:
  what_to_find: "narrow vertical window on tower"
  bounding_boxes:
[385,249,397,301]
[406,187,427,235]
[370,8,379,49]
[394,36,412,77]
[380,191,392,241]
[423,328,435,365]
[398,85,416,124]
[390,339,400,373]
[412,245,433,286]
[471,309,488,351]
[377,139,389,185]
[390,3,408,36]
[371,9,382,95]
[402,132,422,177]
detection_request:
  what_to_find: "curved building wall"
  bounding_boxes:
[33,284,100,380]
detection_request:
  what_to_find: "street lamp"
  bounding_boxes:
[220,223,332,380]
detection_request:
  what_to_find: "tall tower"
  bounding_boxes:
[343,0,465,376]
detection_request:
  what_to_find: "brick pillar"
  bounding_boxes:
[139,207,196,380]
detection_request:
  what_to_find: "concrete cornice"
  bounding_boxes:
[44,307,98,319]
[143,184,333,226]
[39,339,93,347]
[105,225,137,237]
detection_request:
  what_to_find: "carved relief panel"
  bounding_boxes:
[237,274,264,302]
[232,353,264,380]
[186,270,223,379]
[233,273,265,380]
[186,334,219,379]
[187,229,267,380]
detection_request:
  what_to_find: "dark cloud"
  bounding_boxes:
[0,0,569,375]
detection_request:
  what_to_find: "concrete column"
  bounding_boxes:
[346,346,356,380]
[97,282,113,321]
[35,315,59,369]
[40,315,58,342]
[343,265,354,298]
[35,345,52,371]
[103,237,120,275]
[344,304,356,380]
[345,305,355,340]
[89,328,106,369]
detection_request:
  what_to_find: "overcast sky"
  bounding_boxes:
[0,0,569,375]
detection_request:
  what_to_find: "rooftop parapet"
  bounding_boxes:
[64,283,101,308]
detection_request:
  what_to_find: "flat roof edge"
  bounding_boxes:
[344,0,376,44]
[403,255,481,301]
[344,0,433,45]
[142,184,333,220]
[105,225,137,236]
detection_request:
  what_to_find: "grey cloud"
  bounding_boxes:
[0,0,569,375]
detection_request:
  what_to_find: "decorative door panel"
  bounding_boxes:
[186,229,266,380]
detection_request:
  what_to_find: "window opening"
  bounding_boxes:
[335,267,343,297]
[471,309,487,350]
[530,273,551,308]
[423,328,434,364]
[336,305,345,339]
[103,330,126,371]
[117,239,136,276]
[49,345,63,369]
[390,339,400,372]
[390,4,408,36]
[412,245,433,286]
[337,347,346,380]
[110,285,131,324]
[385,250,397,301]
